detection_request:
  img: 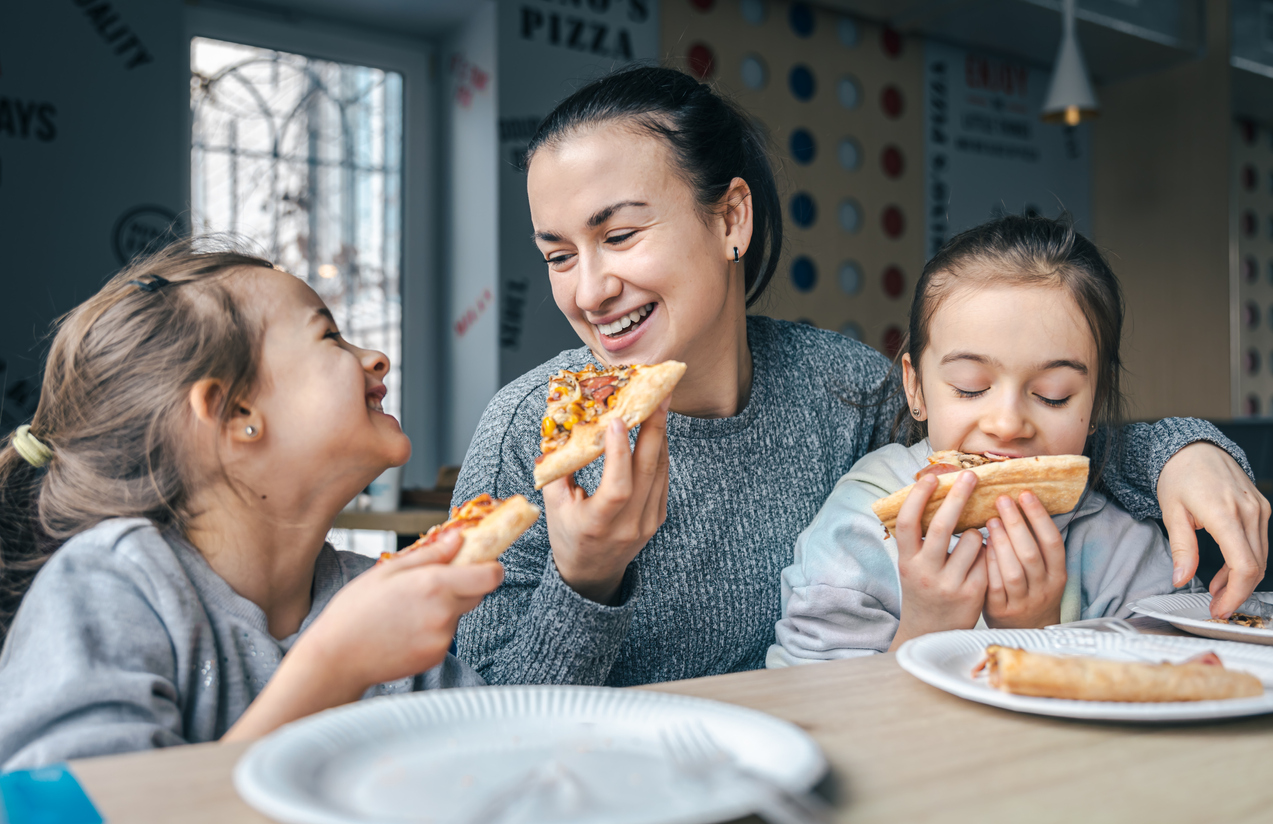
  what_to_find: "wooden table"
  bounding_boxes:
[70,621,1273,824]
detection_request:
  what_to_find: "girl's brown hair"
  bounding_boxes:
[0,240,273,639]
[894,214,1126,484]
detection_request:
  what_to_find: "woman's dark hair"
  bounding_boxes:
[523,65,783,307]
[0,239,273,640]
[894,214,1127,486]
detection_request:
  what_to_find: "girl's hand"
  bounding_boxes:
[223,531,502,741]
[1156,443,1270,618]
[983,491,1067,629]
[541,400,670,604]
[888,471,988,651]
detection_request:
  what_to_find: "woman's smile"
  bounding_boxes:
[593,302,658,351]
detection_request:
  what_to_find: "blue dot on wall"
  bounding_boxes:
[838,17,859,47]
[790,192,817,228]
[789,2,815,37]
[791,256,817,292]
[838,137,861,170]
[740,55,768,89]
[741,0,766,25]
[790,129,816,164]
[839,261,863,295]
[840,321,863,341]
[789,65,816,101]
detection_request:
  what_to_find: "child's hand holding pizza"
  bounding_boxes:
[888,471,988,652]
[983,491,1067,629]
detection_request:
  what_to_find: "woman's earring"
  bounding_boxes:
[733,247,739,263]
[245,425,258,438]
[912,408,923,420]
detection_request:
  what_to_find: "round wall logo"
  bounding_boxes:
[112,205,184,264]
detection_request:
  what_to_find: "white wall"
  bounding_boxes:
[439,1,501,466]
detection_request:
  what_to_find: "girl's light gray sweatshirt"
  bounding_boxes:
[0,518,481,771]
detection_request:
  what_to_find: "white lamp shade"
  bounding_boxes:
[1042,0,1099,124]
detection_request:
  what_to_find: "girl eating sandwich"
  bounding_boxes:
[0,242,503,769]
[770,215,1203,665]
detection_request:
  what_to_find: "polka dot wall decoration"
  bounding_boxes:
[663,0,923,360]
[788,2,814,37]
[837,75,861,109]
[1247,348,1261,375]
[1243,211,1257,236]
[882,265,905,299]
[790,192,817,228]
[1245,165,1258,191]
[789,65,816,100]
[688,43,715,79]
[882,205,905,238]
[740,55,767,89]
[791,256,817,292]
[838,137,861,170]
[790,129,816,164]
[1244,256,1258,282]
[1246,301,1260,328]
[881,85,904,118]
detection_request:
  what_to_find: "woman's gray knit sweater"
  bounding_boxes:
[454,316,1249,687]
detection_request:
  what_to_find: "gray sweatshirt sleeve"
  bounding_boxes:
[453,381,642,686]
[0,537,184,770]
[768,444,919,666]
[1097,420,1254,520]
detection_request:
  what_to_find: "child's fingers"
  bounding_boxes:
[1018,490,1067,578]
[385,531,462,567]
[985,544,1006,609]
[995,495,1046,581]
[946,529,986,582]
[987,518,1027,602]
[921,471,979,559]
[894,475,939,560]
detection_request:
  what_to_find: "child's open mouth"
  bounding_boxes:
[595,303,655,339]
[367,385,387,413]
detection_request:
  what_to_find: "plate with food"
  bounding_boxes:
[896,628,1273,721]
[1129,592,1273,646]
[234,685,826,824]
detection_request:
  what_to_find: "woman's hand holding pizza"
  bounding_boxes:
[983,491,1067,629]
[542,399,671,604]
[888,471,988,652]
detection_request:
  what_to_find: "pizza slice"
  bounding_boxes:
[533,360,687,489]
[386,494,540,565]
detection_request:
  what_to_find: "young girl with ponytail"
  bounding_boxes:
[0,243,502,770]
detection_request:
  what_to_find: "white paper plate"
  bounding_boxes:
[1129,592,1273,645]
[896,628,1273,721]
[234,685,826,824]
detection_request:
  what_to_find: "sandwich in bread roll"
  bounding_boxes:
[870,451,1089,536]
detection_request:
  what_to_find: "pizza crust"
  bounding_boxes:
[533,360,686,489]
[870,454,1090,536]
[450,495,541,565]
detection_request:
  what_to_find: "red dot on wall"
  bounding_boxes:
[881,85,904,118]
[881,28,903,58]
[1246,394,1261,417]
[689,0,714,11]
[1246,301,1261,328]
[883,265,905,298]
[1246,348,1262,376]
[1244,211,1258,237]
[881,145,904,178]
[882,206,905,238]
[1244,256,1259,282]
[883,325,905,358]
[687,43,715,79]
[1244,164,1259,191]
[1241,120,1258,145]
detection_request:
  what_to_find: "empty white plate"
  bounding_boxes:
[234,685,826,824]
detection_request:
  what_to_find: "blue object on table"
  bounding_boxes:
[0,765,104,824]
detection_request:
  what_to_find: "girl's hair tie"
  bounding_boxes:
[12,425,52,468]
[128,275,171,293]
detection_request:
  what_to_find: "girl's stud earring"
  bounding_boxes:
[912,408,922,418]
[733,247,739,262]
[245,425,258,438]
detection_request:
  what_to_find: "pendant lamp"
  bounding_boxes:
[1041,0,1099,125]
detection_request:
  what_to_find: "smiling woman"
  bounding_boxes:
[452,67,1265,688]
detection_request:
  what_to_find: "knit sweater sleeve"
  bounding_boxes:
[453,372,640,686]
[1095,419,1254,520]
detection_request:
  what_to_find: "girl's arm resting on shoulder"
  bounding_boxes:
[0,554,184,771]
[771,476,903,665]
[1097,420,1253,520]
[456,549,639,685]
